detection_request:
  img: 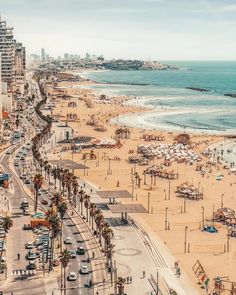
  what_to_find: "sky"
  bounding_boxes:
[0,0,236,60]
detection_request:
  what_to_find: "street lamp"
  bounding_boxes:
[165,207,168,230]
[221,194,224,209]
[184,226,188,253]
[148,192,150,213]
[201,206,205,229]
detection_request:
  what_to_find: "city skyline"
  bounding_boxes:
[0,0,236,61]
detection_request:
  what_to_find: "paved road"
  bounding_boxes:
[0,146,48,295]
[11,94,94,294]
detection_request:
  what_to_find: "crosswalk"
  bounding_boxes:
[11,269,37,276]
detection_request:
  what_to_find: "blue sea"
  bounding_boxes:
[80,61,236,134]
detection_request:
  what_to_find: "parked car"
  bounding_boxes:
[64,237,72,245]
[0,228,6,238]
[25,242,34,249]
[27,251,37,260]
[67,272,77,281]
[79,265,89,274]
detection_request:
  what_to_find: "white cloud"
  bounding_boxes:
[218,4,236,12]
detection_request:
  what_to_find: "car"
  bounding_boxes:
[37,245,44,251]
[27,251,37,260]
[24,179,31,184]
[23,208,30,215]
[20,173,27,179]
[64,237,73,245]
[6,151,11,155]
[23,224,32,230]
[77,247,85,255]
[27,261,36,270]
[67,272,77,281]
[0,228,6,238]
[68,250,77,259]
[25,242,34,249]
[41,199,48,205]
[80,265,89,274]
[14,161,19,167]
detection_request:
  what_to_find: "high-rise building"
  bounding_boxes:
[0,16,15,85]
[64,53,69,60]
[0,16,26,90]
[86,53,91,61]
[14,41,26,84]
[0,56,2,135]
[41,48,45,61]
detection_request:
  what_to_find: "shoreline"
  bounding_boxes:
[67,70,236,136]
[48,74,236,294]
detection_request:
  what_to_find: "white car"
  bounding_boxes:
[64,237,73,245]
[25,242,34,249]
[67,272,77,281]
[80,265,89,274]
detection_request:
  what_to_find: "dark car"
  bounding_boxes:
[23,224,32,230]
[77,247,85,255]
[27,261,36,270]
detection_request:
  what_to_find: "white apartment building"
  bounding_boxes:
[0,16,26,90]
[0,16,15,85]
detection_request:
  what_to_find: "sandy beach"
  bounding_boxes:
[46,77,236,294]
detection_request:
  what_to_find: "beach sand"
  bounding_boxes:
[47,79,236,294]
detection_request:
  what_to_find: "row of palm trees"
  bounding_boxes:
[31,78,115,291]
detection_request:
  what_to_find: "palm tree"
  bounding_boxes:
[72,178,78,208]
[60,248,70,295]
[1,216,13,232]
[84,194,90,222]
[102,225,113,253]
[78,189,85,216]
[46,210,61,272]
[89,203,96,229]
[46,164,52,183]
[33,174,44,212]
[66,173,73,202]
[52,193,63,207]
[58,202,68,220]
[95,210,104,244]
[106,243,115,283]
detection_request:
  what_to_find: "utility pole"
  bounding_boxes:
[221,194,224,208]
[201,206,205,229]
[156,269,159,295]
[165,207,168,230]
[184,226,188,253]
[227,231,230,252]
[184,197,186,213]
[148,192,150,213]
